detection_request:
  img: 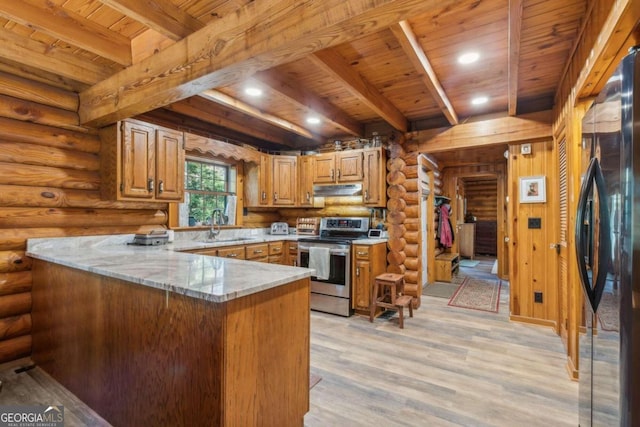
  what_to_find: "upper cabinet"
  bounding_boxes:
[363,147,385,207]
[100,119,185,202]
[298,155,314,207]
[312,151,363,183]
[245,154,297,207]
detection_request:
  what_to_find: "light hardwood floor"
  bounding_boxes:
[305,275,578,426]
[0,263,578,426]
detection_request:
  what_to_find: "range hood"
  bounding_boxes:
[313,183,362,197]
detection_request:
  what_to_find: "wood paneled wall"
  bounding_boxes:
[507,140,558,328]
[464,178,498,221]
[0,71,168,364]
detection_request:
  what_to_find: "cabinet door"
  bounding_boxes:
[336,151,363,182]
[121,120,155,199]
[363,148,383,206]
[312,153,336,183]
[272,156,296,205]
[155,127,185,201]
[259,153,272,206]
[354,259,371,311]
[298,155,314,206]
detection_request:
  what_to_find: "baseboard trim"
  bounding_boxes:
[509,314,557,330]
[566,357,579,381]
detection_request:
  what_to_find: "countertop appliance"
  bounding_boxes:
[270,222,289,235]
[131,230,169,246]
[297,217,369,316]
[577,47,640,426]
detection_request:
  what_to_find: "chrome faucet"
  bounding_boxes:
[209,208,226,239]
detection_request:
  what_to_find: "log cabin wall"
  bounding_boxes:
[507,140,558,329]
[0,71,169,365]
[463,178,498,221]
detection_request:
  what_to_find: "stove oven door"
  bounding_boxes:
[297,243,350,298]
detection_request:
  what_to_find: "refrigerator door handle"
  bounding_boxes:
[575,157,612,312]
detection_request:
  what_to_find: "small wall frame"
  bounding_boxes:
[519,176,546,203]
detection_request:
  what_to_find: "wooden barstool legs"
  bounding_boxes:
[369,273,414,328]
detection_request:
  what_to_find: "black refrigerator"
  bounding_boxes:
[577,46,640,426]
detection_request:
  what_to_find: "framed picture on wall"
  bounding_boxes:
[519,176,546,203]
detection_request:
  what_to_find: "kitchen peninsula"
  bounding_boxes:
[27,235,313,427]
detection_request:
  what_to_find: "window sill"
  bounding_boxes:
[171,225,243,231]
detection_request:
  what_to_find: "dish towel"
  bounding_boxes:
[225,195,237,225]
[308,247,331,280]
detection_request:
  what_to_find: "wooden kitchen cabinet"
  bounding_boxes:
[272,156,297,206]
[268,241,285,264]
[312,151,363,183]
[217,245,246,260]
[100,119,185,202]
[298,155,314,206]
[352,243,387,313]
[286,242,298,266]
[246,243,269,262]
[245,154,297,207]
[458,223,476,259]
[363,147,386,207]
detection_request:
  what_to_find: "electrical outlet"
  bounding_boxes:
[534,291,543,303]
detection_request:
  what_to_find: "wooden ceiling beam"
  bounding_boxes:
[390,21,458,125]
[165,97,302,148]
[310,49,408,132]
[508,0,523,116]
[255,70,364,137]
[100,0,204,41]
[414,110,553,153]
[0,1,132,66]
[78,0,459,127]
[199,89,324,143]
[0,28,121,85]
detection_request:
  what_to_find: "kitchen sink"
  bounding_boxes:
[197,237,259,243]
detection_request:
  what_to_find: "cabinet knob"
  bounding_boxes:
[158,180,164,194]
[261,191,266,200]
[356,266,360,277]
[306,191,311,202]
[337,169,341,179]
[364,190,369,201]
[227,253,238,258]
[274,192,278,201]
[357,251,367,256]
[330,169,335,180]
[147,178,154,192]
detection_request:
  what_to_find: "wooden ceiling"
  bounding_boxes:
[0,0,588,160]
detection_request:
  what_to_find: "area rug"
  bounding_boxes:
[423,282,460,299]
[448,277,501,313]
[598,292,619,332]
[310,372,322,389]
[459,259,480,268]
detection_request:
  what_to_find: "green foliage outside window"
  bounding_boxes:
[183,160,235,226]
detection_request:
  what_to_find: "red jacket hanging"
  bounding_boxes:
[438,203,454,248]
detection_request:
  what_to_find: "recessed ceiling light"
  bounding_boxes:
[245,87,263,97]
[471,96,489,105]
[306,117,321,125]
[458,52,480,65]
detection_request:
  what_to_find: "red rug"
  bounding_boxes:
[448,277,501,313]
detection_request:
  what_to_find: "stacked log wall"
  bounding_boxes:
[0,71,168,365]
[385,135,442,308]
[464,179,498,221]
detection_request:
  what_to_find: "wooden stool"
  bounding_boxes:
[369,273,414,328]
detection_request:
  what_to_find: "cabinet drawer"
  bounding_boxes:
[268,242,284,255]
[353,246,370,260]
[217,246,246,260]
[268,254,284,264]
[246,243,269,260]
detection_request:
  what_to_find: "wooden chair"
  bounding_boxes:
[369,273,413,328]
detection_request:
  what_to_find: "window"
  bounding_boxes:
[179,158,236,227]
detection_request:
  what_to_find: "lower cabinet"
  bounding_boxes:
[286,242,298,266]
[268,242,284,264]
[352,243,387,313]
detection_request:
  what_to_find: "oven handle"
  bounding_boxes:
[298,246,349,256]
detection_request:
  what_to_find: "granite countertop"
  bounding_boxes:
[26,234,313,303]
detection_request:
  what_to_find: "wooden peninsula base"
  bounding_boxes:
[31,260,310,426]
